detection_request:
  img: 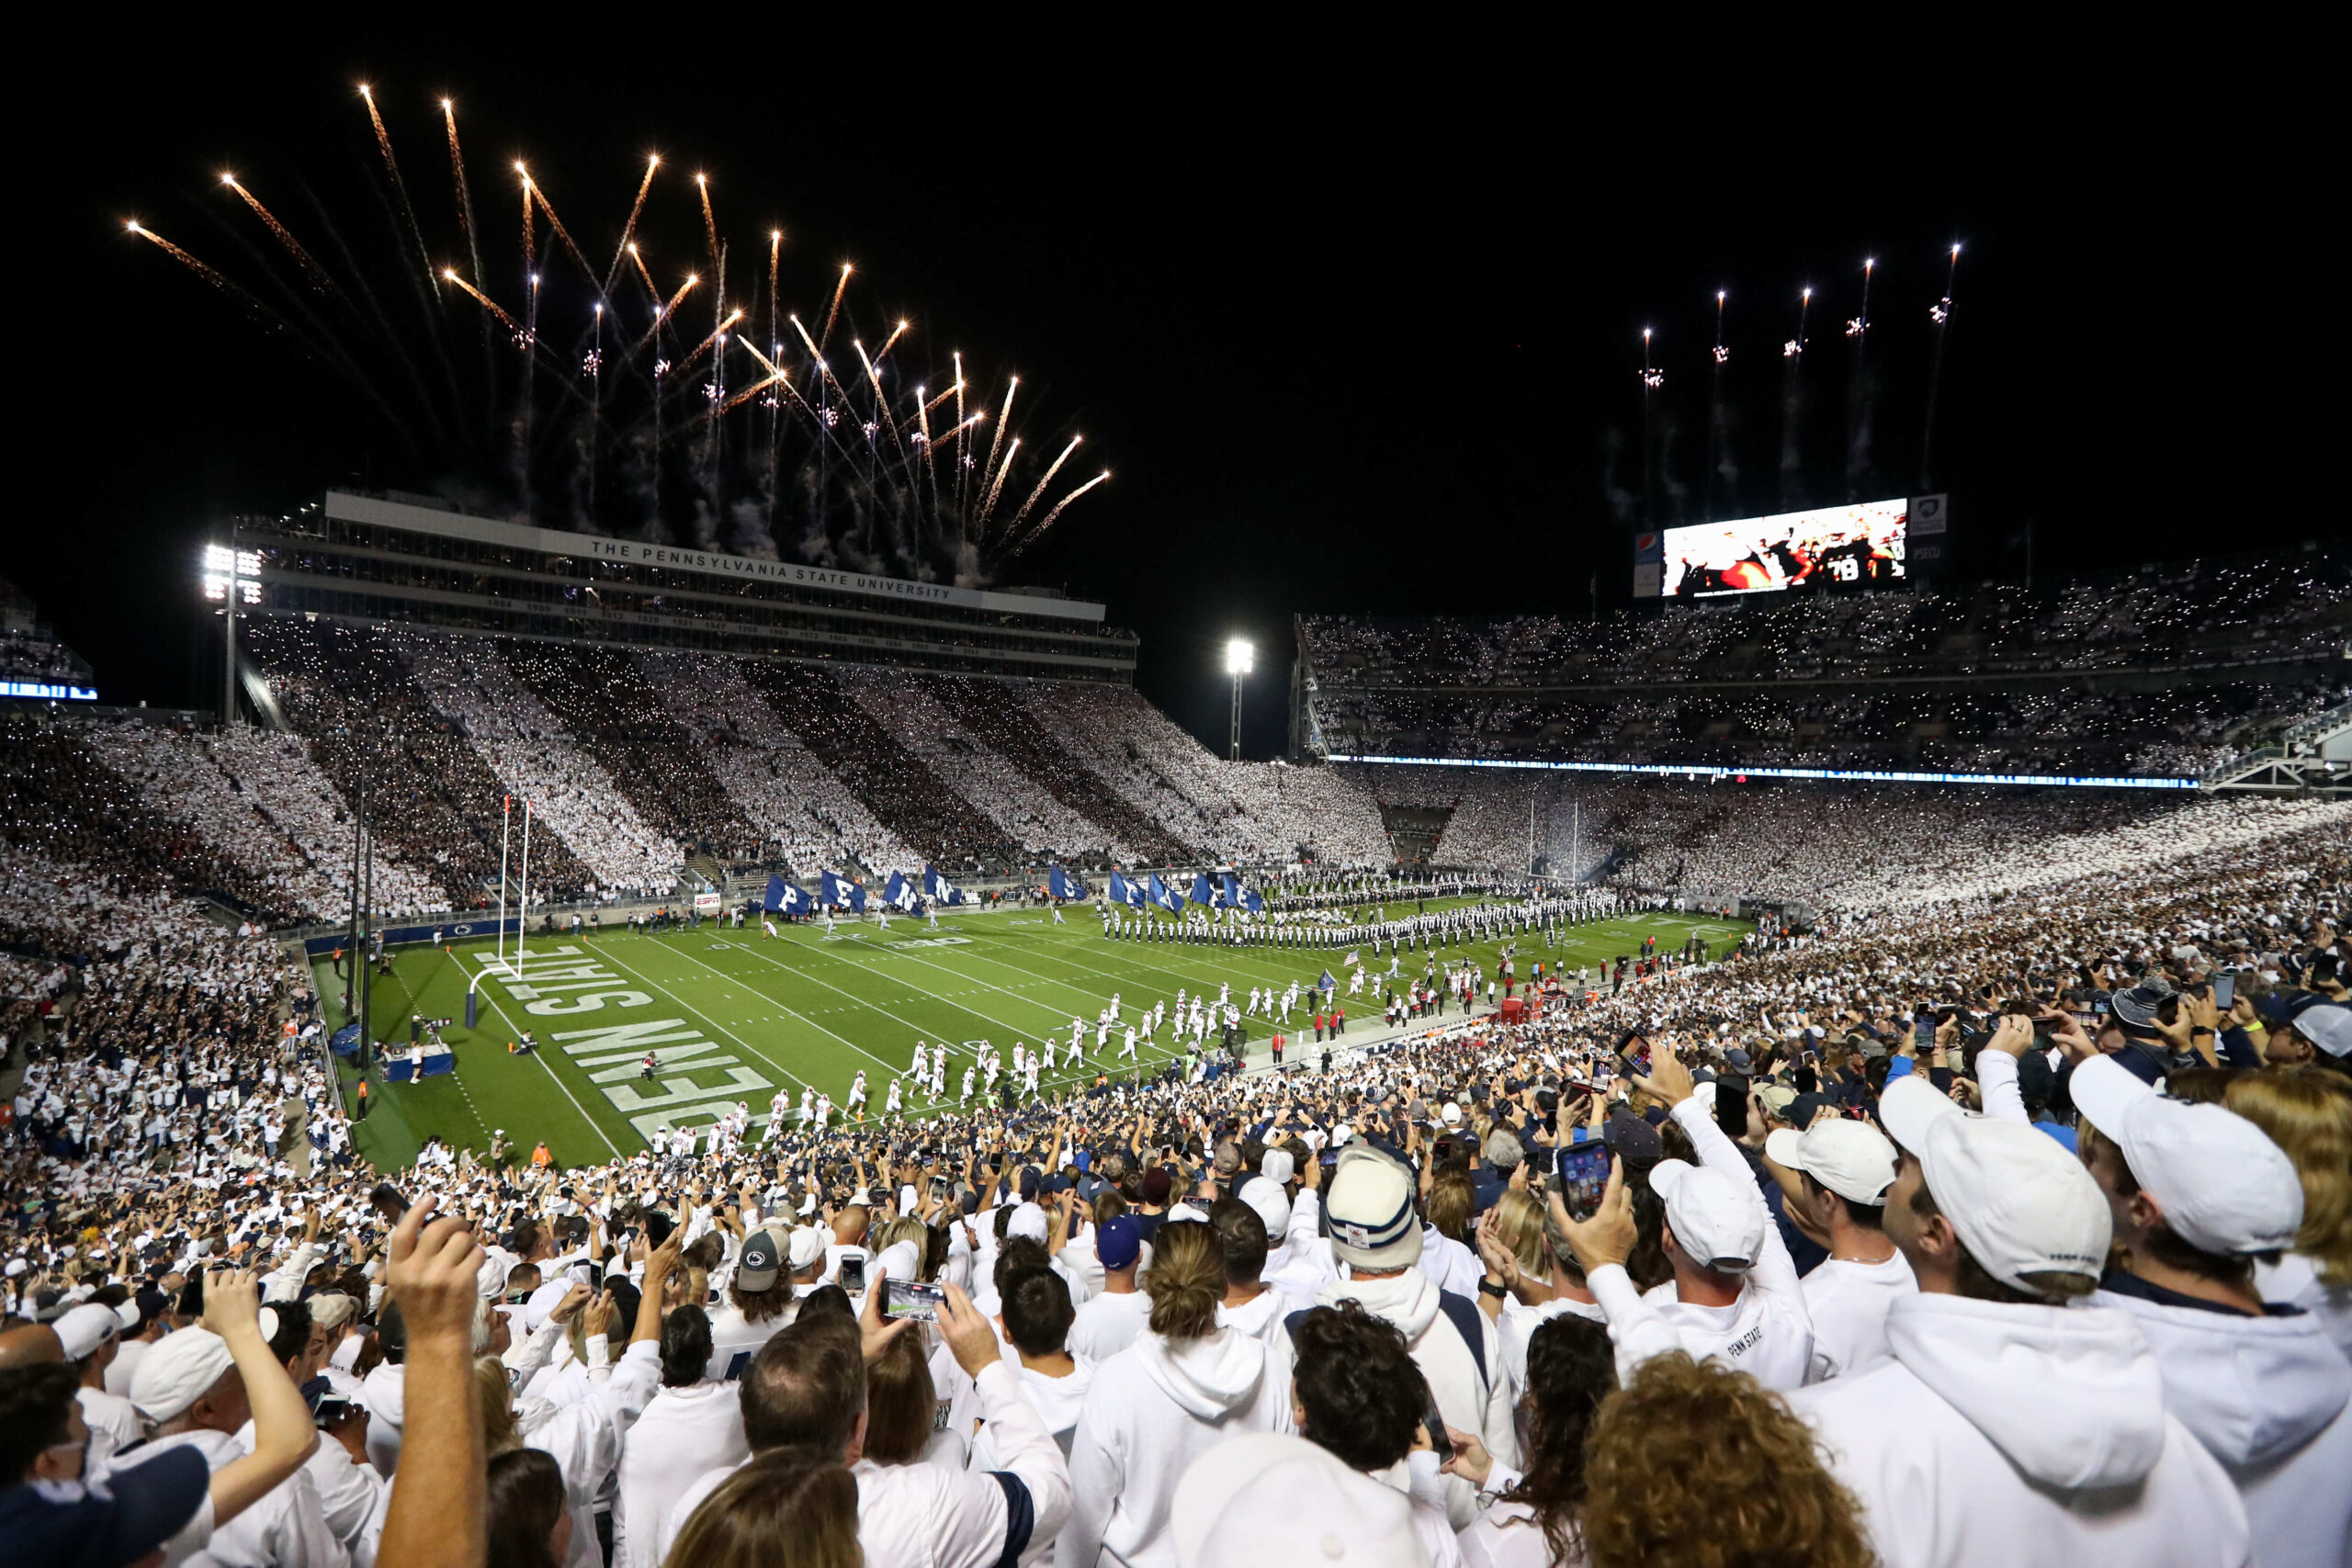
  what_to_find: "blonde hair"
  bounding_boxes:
[1427,1170,1475,1245]
[475,1356,521,1455]
[1144,1221,1223,1339]
[2226,1070,2352,1287]
[663,1447,862,1568]
[1581,1354,1871,1568]
[1490,1190,1552,1276]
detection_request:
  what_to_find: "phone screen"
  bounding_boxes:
[368,1182,410,1226]
[885,1278,945,1322]
[1549,1142,1612,1222]
[837,1255,867,1293]
[1423,1401,1450,1455]
[1914,1017,1934,1048]
[2212,974,2235,1010]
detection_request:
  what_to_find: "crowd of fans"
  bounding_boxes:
[393,633,685,900]
[1300,551,2351,689]
[7,787,2352,1567]
[639,654,920,879]
[1315,679,2352,778]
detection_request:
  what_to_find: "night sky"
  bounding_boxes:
[31,42,2315,756]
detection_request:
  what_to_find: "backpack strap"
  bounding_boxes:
[1434,1288,1490,1393]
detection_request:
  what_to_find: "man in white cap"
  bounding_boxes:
[1316,1143,1514,1529]
[2073,1054,2352,1568]
[1760,1115,1916,1382]
[54,1301,143,1472]
[1170,1432,1424,1568]
[127,1268,347,1568]
[1785,1073,2251,1567]
[1551,1042,1814,1392]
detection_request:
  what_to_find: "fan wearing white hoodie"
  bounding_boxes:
[1313,1145,1517,1530]
[1784,1075,2254,1568]
[1217,1185,1312,1348]
[1561,1049,1814,1393]
[1288,1297,1466,1568]
[2072,1055,2352,1568]
[1057,1219,1295,1568]
[972,1264,1097,1568]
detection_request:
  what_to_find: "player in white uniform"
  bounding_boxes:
[762,914,779,939]
[884,1077,903,1122]
[1120,1025,1139,1061]
[959,1065,976,1104]
[797,1087,814,1124]
[847,1071,868,1118]
[1051,902,1066,924]
[910,1040,930,1078]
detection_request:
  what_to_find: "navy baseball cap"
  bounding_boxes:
[0,1442,210,1568]
[1097,1216,1142,1269]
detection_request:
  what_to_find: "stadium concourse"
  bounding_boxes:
[7,583,2352,1568]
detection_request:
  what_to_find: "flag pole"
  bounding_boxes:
[516,798,533,978]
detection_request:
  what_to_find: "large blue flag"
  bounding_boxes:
[820,870,852,908]
[1190,871,1215,907]
[1244,887,1264,914]
[922,865,966,906]
[846,882,868,913]
[1148,873,1181,912]
[763,874,790,913]
[1107,871,1131,908]
[883,871,918,911]
[1319,968,1337,992]
[1219,874,1240,908]
[1049,864,1091,900]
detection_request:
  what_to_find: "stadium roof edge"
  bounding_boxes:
[319,490,1107,624]
[1326,754,2200,791]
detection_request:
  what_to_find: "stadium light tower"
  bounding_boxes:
[201,534,262,723]
[1225,637,1254,761]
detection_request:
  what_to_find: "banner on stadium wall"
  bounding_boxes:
[301,915,524,956]
[693,891,722,915]
[1325,754,2200,792]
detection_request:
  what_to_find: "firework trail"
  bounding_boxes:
[605,156,659,294]
[1004,470,1109,557]
[1007,434,1082,535]
[440,98,483,285]
[695,174,721,276]
[357,85,435,288]
[442,269,523,333]
[220,175,334,291]
[818,264,851,353]
[1845,256,1875,501]
[126,221,233,290]
[978,378,1018,524]
[1780,286,1810,510]
[125,81,1110,580]
[1920,243,1961,490]
[978,436,1020,527]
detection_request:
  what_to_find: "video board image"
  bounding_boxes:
[1661,500,1908,597]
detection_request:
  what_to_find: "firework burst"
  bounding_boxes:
[124,83,1105,585]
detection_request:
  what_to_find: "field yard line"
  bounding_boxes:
[462,961,622,1159]
[718,931,1084,1051]
[598,936,894,1080]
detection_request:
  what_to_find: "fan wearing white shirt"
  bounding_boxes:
[613,1305,749,1568]
[1758,1114,1917,1382]
[1065,1217,1153,1363]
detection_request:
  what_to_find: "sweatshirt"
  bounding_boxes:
[1317,1267,1518,1529]
[2095,1281,2352,1568]
[612,1382,750,1568]
[1057,1327,1294,1568]
[968,1359,1097,1568]
[1792,1292,2253,1567]
[1584,1097,1815,1393]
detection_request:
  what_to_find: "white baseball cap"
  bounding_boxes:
[1172,1433,1424,1568]
[1648,1159,1766,1271]
[53,1303,122,1361]
[1765,1118,1898,1205]
[1879,1076,2109,1292]
[2069,1055,2303,1256]
[786,1226,829,1272]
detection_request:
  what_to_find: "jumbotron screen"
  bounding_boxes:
[1661,500,1908,597]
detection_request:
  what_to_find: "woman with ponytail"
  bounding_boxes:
[1056,1220,1295,1568]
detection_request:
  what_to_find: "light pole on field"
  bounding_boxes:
[1226,637,1253,761]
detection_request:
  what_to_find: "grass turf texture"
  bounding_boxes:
[315,901,1748,1171]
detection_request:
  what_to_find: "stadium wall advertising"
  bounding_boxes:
[1328,754,2199,791]
[1646,499,1910,598]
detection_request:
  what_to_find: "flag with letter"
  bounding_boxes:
[922,865,965,906]
[1049,864,1090,900]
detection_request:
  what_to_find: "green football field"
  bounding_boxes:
[315,901,1750,1171]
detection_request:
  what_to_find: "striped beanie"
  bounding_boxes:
[1325,1146,1422,1271]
